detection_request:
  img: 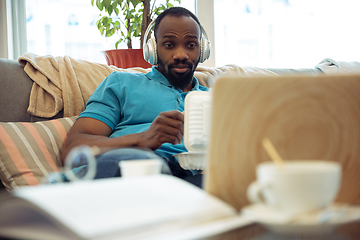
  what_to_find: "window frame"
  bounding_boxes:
[0,0,27,60]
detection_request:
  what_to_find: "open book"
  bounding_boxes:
[0,175,252,240]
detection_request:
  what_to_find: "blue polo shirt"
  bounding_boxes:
[79,66,209,161]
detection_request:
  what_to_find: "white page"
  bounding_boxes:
[101,215,253,240]
[1,175,243,240]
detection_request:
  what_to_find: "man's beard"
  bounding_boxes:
[157,58,199,89]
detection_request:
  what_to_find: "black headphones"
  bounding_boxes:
[143,18,211,65]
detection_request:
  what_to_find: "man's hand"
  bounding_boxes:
[61,110,184,163]
[137,110,184,150]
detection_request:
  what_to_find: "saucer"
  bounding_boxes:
[241,203,360,236]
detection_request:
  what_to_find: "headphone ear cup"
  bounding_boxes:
[199,36,204,63]
[200,35,211,63]
[143,38,157,65]
[199,35,211,63]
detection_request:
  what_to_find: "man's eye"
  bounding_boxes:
[164,43,173,48]
[188,43,197,48]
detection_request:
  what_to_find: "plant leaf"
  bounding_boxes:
[103,0,111,9]
[99,26,104,35]
[101,16,109,25]
[129,0,139,9]
[107,5,113,15]
[115,39,123,49]
[96,19,102,29]
[114,20,121,29]
[96,0,104,11]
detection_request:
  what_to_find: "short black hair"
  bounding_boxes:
[154,7,201,40]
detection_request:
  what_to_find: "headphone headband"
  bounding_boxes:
[143,19,156,49]
[143,17,211,65]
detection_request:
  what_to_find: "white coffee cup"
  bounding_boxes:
[247,160,342,215]
[119,159,163,177]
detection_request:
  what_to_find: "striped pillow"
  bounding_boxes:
[0,116,77,191]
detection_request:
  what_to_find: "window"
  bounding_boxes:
[25,0,195,64]
[13,0,360,68]
[213,0,360,68]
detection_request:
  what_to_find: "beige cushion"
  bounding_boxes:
[0,116,77,191]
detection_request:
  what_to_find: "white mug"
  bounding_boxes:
[247,160,341,215]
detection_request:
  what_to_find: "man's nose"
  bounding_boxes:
[173,47,189,61]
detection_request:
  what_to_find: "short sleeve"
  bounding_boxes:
[79,72,123,130]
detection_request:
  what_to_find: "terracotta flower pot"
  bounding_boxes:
[102,49,152,69]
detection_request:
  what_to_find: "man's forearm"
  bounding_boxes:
[61,132,142,164]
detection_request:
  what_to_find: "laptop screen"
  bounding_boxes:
[204,74,360,211]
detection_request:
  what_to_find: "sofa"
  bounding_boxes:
[0,55,329,191]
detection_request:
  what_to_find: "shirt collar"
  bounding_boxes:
[146,66,201,91]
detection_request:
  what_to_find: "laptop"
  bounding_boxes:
[203,74,360,211]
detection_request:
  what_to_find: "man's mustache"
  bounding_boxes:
[169,63,193,69]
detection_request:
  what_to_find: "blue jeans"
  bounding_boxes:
[94,148,170,178]
[52,148,201,187]
[95,148,200,186]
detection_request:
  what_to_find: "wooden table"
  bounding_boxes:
[204,221,360,240]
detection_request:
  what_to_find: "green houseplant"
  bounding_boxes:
[91,0,181,68]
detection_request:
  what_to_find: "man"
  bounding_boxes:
[61,7,209,185]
